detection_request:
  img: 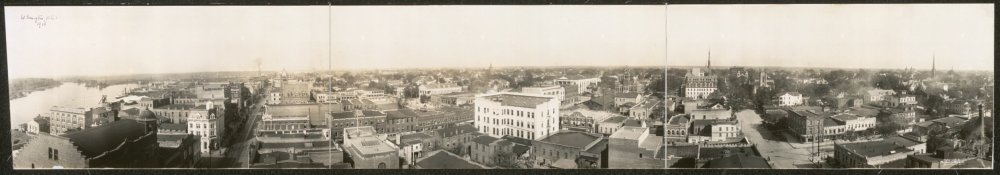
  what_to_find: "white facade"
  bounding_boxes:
[555,77,601,93]
[474,92,560,140]
[522,85,565,101]
[268,92,281,105]
[866,89,897,103]
[187,102,223,154]
[418,84,463,96]
[684,87,718,99]
[779,93,804,106]
[844,116,876,131]
[26,120,40,134]
[710,123,740,141]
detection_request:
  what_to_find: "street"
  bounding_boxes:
[221,92,268,168]
[735,110,831,168]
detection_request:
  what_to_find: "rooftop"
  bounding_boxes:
[480,93,556,108]
[540,131,601,149]
[61,119,150,158]
[472,135,501,145]
[839,140,914,157]
[704,155,772,168]
[602,116,627,124]
[436,124,478,138]
[416,150,487,169]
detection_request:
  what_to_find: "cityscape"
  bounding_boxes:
[4,4,995,171]
[6,6,670,169]
[663,4,994,169]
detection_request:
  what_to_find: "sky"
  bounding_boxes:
[667,4,994,71]
[5,6,667,79]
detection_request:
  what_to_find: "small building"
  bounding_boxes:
[598,116,627,135]
[342,126,400,169]
[14,118,159,169]
[834,139,918,168]
[778,92,804,106]
[608,126,665,169]
[415,150,490,169]
[531,131,607,169]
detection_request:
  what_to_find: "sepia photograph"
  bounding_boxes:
[664,4,994,169]
[5,5,668,169]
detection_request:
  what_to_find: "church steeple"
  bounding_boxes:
[707,49,712,69]
[931,53,936,78]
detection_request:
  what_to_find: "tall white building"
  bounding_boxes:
[521,85,565,102]
[187,101,224,155]
[474,92,560,140]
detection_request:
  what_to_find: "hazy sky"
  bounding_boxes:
[5,6,666,79]
[667,4,993,71]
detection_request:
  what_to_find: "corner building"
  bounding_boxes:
[474,92,560,140]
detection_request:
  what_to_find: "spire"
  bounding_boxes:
[707,49,712,68]
[932,53,936,78]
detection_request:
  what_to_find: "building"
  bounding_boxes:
[415,150,490,169]
[555,75,601,94]
[152,104,196,124]
[687,119,740,143]
[885,94,918,107]
[469,135,517,167]
[830,113,876,132]
[186,102,224,155]
[684,68,718,99]
[474,92,560,140]
[384,109,419,137]
[328,110,387,140]
[608,126,665,169]
[430,92,477,106]
[629,99,660,120]
[531,131,607,169]
[157,133,200,168]
[834,139,918,168]
[13,117,159,168]
[612,92,643,107]
[27,117,50,134]
[253,132,341,167]
[342,126,400,169]
[48,106,92,135]
[778,92,804,106]
[865,89,897,104]
[597,116,627,135]
[267,103,344,128]
[786,109,831,142]
[278,80,314,104]
[257,113,311,135]
[522,85,566,102]
[433,124,480,154]
[418,83,463,96]
[665,114,691,143]
[906,147,979,168]
[703,155,771,168]
[687,103,732,120]
[397,132,435,166]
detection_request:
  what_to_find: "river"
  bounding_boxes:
[8,82,139,128]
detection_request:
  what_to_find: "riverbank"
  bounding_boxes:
[8,78,63,100]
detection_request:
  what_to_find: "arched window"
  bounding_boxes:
[377,162,387,169]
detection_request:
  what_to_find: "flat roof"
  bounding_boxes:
[480,93,556,108]
[540,131,601,148]
[839,140,914,157]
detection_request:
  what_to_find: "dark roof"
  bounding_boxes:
[668,115,691,125]
[839,140,913,157]
[329,111,356,120]
[666,145,699,157]
[61,119,149,158]
[385,109,419,120]
[500,135,533,146]
[472,135,501,145]
[156,104,195,110]
[602,116,627,124]
[436,124,478,138]
[540,132,601,148]
[513,145,531,155]
[584,138,608,154]
[416,151,484,169]
[704,155,771,168]
[121,108,141,116]
[623,119,644,127]
[698,146,759,160]
[823,117,840,127]
[156,134,190,142]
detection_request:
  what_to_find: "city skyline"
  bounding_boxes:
[6,6,666,79]
[666,4,994,71]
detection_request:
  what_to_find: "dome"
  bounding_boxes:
[137,108,158,121]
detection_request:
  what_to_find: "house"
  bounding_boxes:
[778,92,804,106]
